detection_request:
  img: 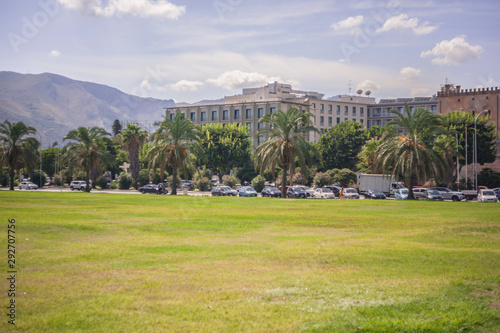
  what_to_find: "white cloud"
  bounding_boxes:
[168,80,204,92]
[57,0,185,19]
[49,50,61,57]
[356,79,380,93]
[207,70,270,90]
[399,67,422,82]
[139,79,151,89]
[420,35,484,66]
[331,15,365,35]
[377,14,438,35]
[410,87,431,96]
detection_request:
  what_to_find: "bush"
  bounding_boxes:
[192,175,211,191]
[118,173,133,190]
[138,170,151,187]
[222,174,239,188]
[237,165,259,184]
[167,174,182,188]
[52,174,64,186]
[251,175,266,193]
[290,172,306,185]
[333,169,357,188]
[110,181,118,189]
[30,171,47,188]
[313,172,333,188]
[478,168,500,188]
[96,176,109,190]
[0,169,9,187]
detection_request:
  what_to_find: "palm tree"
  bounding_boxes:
[254,108,320,198]
[375,104,447,199]
[63,127,114,191]
[0,120,38,190]
[122,123,147,189]
[146,113,197,195]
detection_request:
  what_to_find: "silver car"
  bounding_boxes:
[19,181,38,190]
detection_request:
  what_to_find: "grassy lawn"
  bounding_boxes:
[1,191,499,332]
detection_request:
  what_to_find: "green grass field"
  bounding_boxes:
[1,191,499,332]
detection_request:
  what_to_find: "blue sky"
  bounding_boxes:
[1,0,499,103]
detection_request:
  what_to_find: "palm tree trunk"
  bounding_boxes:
[9,167,15,191]
[281,165,287,198]
[171,166,177,195]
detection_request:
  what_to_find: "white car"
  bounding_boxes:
[70,180,91,191]
[19,181,38,190]
[343,188,360,199]
[477,189,498,203]
[394,188,408,200]
[296,185,315,198]
[314,188,335,199]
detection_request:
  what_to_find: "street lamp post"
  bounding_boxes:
[38,129,54,188]
[474,110,490,191]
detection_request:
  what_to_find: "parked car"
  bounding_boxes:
[286,186,306,198]
[412,188,426,199]
[343,188,360,199]
[139,184,159,194]
[296,186,315,198]
[70,180,91,191]
[477,189,498,203]
[238,186,258,197]
[19,181,38,190]
[211,186,237,196]
[313,188,335,199]
[181,180,193,190]
[423,189,444,201]
[323,185,341,197]
[429,187,464,201]
[261,187,282,198]
[365,189,386,200]
[394,188,409,200]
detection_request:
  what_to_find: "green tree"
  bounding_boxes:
[63,127,114,191]
[196,123,252,182]
[0,120,38,190]
[375,105,447,199]
[122,123,147,189]
[146,113,197,195]
[41,147,61,177]
[112,119,122,136]
[317,120,368,171]
[356,139,382,173]
[254,108,320,198]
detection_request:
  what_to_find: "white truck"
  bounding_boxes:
[357,173,406,196]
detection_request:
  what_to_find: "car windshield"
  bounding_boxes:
[371,190,383,195]
[345,189,356,193]
[293,187,303,191]
[400,189,408,194]
[220,187,231,191]
[428,190,440,195]
[483,191,495,196]
[322,188,332,193]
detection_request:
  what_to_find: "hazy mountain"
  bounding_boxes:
[0,71,175,147]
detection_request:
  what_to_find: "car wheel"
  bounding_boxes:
[452,196,460,202]
[70,187,74,191]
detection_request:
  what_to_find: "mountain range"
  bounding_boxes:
[0,71,176,147]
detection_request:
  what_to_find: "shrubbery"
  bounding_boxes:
[118,172,133,190]
[313,172,333,188]
[192,174,211,191]
[30,171,47,188]
[96,176,109,190]
[52,174,64,186]
[251,175,266,193]
[222,174,239,188]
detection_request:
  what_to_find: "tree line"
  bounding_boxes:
[1,105,497,199]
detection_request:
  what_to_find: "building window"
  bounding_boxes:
[223,110,228,121]
[431,105,437,114]
[234,109,240,120]
[320,104,324,113]
[458,98,460,102]
[344,106,349,115]
[344,118,348,122]
[201,111,206,122]
[246,109,252,119]
[320,116,324,125]
[258,108,264,118]
[360,107,364,116]
[329,105,333,113]
[246,122,251,133]
[312,103,316,108]
[270,107,276,114]
[258,122,264,130]
[257,135,264,145]
[360,119,364,124]
[190,112,196,122]
[336,105,340,115]
[336,117,340,124]
[170,113,175,120]
[328,117,332,125]
[353,118,356,123]
[353,107,356,116]
[211,111,217,121]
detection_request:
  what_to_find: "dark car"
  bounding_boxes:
[261,187,282,198]
[211,186,237,196]
[365,189,386,199]
[286,186,306,198]
[139,184,159,194]
[323,185,341,197]
[423,189,444,201]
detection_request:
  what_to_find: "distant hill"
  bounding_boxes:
[0,71,175,146]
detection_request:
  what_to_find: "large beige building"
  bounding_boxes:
[165,82,373,147]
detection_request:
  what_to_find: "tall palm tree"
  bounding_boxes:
[254,108,320,198]
[146,113,197,195]
[0,120,38,190]
[122,123,147,189]
[375,104,447,199]
[63,127,114,191]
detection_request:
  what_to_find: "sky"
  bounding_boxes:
[1,0,499,103]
